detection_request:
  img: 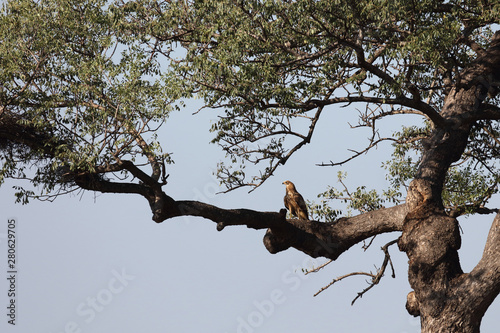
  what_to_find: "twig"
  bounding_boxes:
[313,238,398,305]
[314,271,374,297]
[362,235,377,251]
[482,126,500,146]
[317,137,397,167]
[305,259,333,275]
[351,239,397,305]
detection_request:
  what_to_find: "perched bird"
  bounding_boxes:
[282,180,309,220]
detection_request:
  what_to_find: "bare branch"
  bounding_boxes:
[314,271,374,297]
[305,259,334,275]
[313,239,398,305]
[317,137,397,167]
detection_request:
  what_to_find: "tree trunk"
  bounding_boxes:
[415,213,500,333]
[399,32,500,332]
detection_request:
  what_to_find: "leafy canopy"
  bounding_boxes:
[0,0,181,201]
[134,0,499,215]
[1,0,499,216]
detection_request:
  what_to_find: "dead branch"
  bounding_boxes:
[305,259,334,275]
[313,238,398,305]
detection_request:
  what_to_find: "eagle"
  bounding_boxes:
[283,180,309,220]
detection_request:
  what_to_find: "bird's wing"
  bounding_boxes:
[284,194,290,211]
[295,193,309,219]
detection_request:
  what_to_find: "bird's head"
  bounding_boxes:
[282,180,296,190]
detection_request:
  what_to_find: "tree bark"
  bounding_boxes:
[72,171,407,259]
[397,31,500,333]
[163,196,407,260]
[415,213,500,333]
[2,16,499,333]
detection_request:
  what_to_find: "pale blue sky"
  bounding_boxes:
[1,98,499,333]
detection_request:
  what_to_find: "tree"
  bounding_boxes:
[1,1,499,332]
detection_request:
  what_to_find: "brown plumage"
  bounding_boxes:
[282,180,309,220]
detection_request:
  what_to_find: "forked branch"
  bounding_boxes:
[312,239,398,305]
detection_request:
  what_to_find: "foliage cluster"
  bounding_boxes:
[0,0,499,217]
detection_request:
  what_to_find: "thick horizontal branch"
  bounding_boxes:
[270,204,407,259]
[75,172,408,260]
[175,200,286,230]
[156,196,408,260]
